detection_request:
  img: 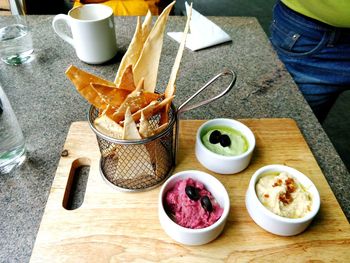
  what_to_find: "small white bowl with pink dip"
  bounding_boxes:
[158,170,230,245]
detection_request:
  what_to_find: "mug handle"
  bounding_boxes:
[52,14,74,47]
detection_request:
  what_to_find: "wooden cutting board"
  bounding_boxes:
[30,119,350,262]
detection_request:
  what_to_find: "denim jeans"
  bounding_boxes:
[270,1,350,122]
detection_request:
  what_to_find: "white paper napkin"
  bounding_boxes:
[167,2,232,51]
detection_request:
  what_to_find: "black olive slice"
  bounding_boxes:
[209,130,221,144]
[201,196,213,212]
[220,134,231,147]
[185,185,200,201]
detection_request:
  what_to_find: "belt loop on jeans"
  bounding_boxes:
[327,30,336,47]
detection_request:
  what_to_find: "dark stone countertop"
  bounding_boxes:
[0,15,349,262]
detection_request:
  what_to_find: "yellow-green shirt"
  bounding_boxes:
[282,0,350,28]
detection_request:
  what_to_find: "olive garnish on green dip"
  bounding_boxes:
[201,196,213,212]
[202,126,248,156]
[185,185,200,201]
[209,130,231,147]
[219,134,231,147]
[209,130,221,144]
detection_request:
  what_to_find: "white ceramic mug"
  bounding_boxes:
[52,4,117,64]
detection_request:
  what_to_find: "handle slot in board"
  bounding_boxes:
[63,158,91,210]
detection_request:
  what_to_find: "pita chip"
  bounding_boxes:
[142,10,153,43]
[139,111,154,138]
[118,64,136,91]
[94,114,123,139]
[123,107,142,140]
[130,95,174,123]
[165,3,192,99]
[133,1,176,92]
[114,10,154,86]
[91,83,131,108]
[65,65,116,109]
[114,17,143,86]
[160,4,192,124]
[114,11,153,86]
[154,122,169,134]
[111,80,162,123]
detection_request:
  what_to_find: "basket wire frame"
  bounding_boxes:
[89,105,176,192]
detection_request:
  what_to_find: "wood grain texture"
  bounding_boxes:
[0,0,9,9]
[0,10,11,15]
[30,119,350,262]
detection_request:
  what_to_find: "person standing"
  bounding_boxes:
[270,0,350,122]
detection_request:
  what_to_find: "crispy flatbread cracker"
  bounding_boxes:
[130,96,174,123]
[123,107,141,140]
[141,139,172,181]
[160,4,192,124]
[114,143,155,183]
[139,111,154,138]
[65,65,116,109]
[114,11,151,85]
[91,83,131,108]
[165,4,192,98]
[100,104,117,120]
[101,145,117,158]
[94,114,123,139]
[111,81,162,123]
[154,122,169,134]
[114,17,143,86]
[135,77,145,91]
[142,10,152,43]
[118,64,136,91]
[114,11,154,86]
[133,1,176,92]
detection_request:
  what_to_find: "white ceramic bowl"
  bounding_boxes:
[245,164,320,236]
[195,118,255,174]
[158,170,230,245]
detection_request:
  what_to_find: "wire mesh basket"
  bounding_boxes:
[88,69,236,192]
[88,104,176,192]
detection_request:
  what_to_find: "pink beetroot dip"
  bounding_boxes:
[164,178,224,229]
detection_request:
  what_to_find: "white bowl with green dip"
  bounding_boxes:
[195,118,255,174]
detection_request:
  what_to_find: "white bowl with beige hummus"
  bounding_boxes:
[245,165,320,236]
[195,118,255,174]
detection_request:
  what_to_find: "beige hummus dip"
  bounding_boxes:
[255,172,312,218]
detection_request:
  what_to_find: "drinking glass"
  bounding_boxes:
[0,85,26,174]
[0,15,34,65]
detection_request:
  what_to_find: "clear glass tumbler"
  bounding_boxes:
[0,15,34,65]
[0,85,26,174]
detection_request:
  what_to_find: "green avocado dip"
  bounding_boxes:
[201,126,248,156]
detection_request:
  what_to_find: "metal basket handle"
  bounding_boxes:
[177,69,236,115]
[175,69,237,165]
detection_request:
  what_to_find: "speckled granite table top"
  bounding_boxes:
[0,15,349,262]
